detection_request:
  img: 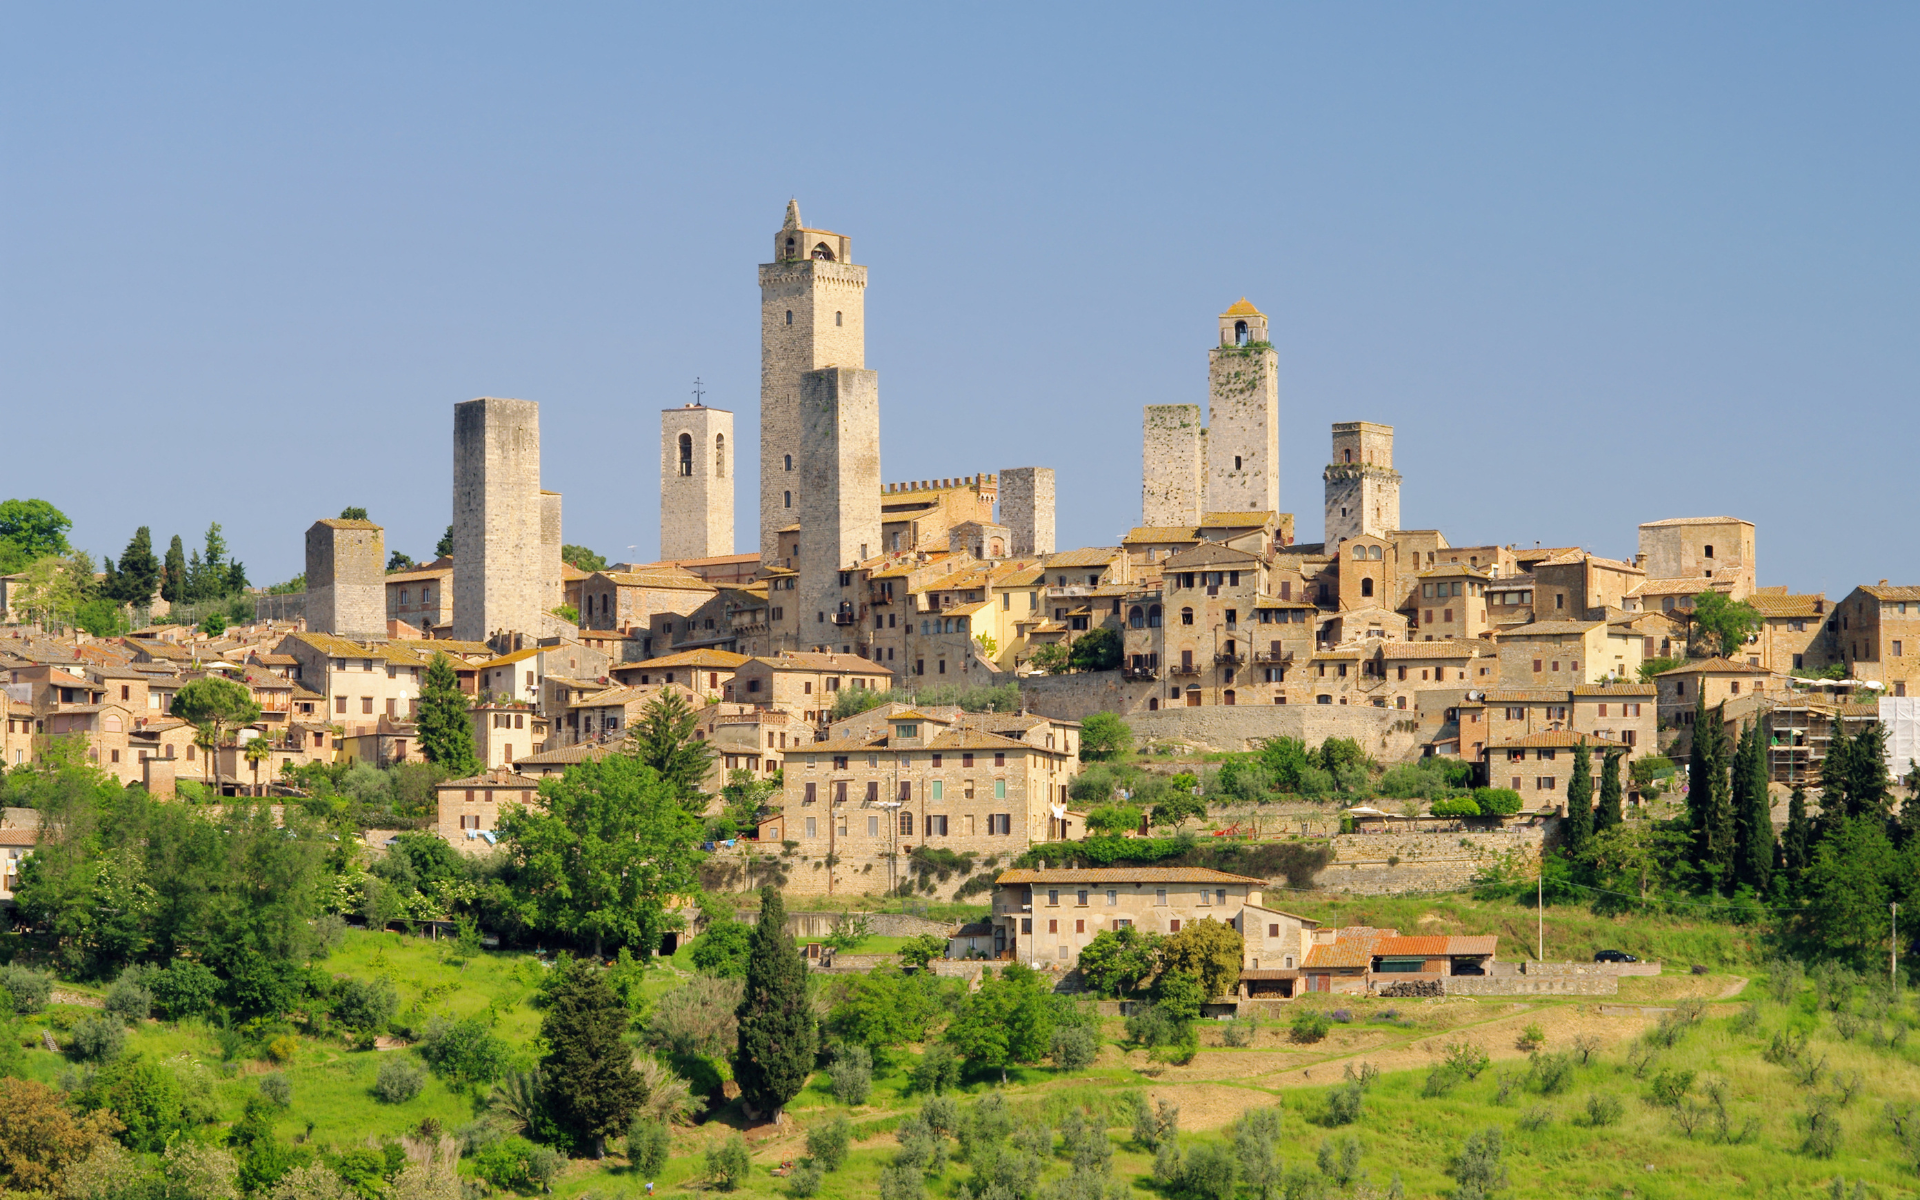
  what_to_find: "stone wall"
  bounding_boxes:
[1122,702,1424,761]
[453,397,544,642]
[540,491,564,610]
[999,467,1055,557]
[1317,826,1547,896]
[305,519,385,638]
[1017,670,1165,720]
[1443,974,1618,997]
[1142,405,1206,527]
[1521,960,1662,978]
[733,909,953,939]
[660,406,734,561]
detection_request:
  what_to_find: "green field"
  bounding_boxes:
[13,904,1920,1199]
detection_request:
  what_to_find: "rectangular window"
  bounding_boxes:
[805,817,817,838]
[834,755,848,770]
[927,815,948,836]
[804,782,817,804]
[1896,641,1905,657]
[1533,659,1543,673]
[336,696,347,714]
[962,752,975,767]
[868,815,879,837]
[899,811,914,835]
[834,780,847,803]
[1048,919,1058,934]
[1539,776,1557,789]
[994,752,1006,767]
[361,697,374,714]
[1107,889,1118,905]
[866,780,879,803]
[1076,890,1089,906]
[931,780,944,800]
[989,813,1011,835]
[1170,920,1182,933]
[995,779,1007,799]
[1048,890,1060,907]
[1155,889,1167,906]
[1268,923,1280,937]
[1198,890,1212,906]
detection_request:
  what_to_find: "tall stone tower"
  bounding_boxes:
[540,491,563,609]
[759,200,866,562]
[797,368,881,652]
[660,404,735,560]
[453,397,543,643]
[305,518,384,638]
[1205,299,1280,516]
[1323,421,1400,546]
[1142,405,1206,526]
[999,467,1056,557]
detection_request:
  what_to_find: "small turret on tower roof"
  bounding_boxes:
[1222,297,1262,317]
[783,198,801,230]
[1219,297,1269,346]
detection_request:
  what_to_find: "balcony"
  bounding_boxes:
[1213,650,1247,665]
[1121,666,1159,681]
[830,611,858,626]
[1169,661,1202,677]
[1253,649,1292,664]
[1046,585,1095,598]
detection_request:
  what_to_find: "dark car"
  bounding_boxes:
[1593,949,1639,963]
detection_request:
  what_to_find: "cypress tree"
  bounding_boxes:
[113,526,160,605]
[1818,724,1855,832]
[1733,723,1774,893]
[735,885,816,1124]
[1563,739,1593,856]
[1849,722,1893,825]
[161,534,188,604]
[1782,783,1812,876]
[415,652,480,775]
[1687,684,1716,858]
[1705,705,1736,893]
[1594,747,1624,833]
[540,960,646,1158]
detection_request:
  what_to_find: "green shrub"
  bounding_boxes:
[706,1133,751,1191]
[1289,1009,1331,1044]
[787,1159,823,1197]
[1326,1080,1364,1125]
[473,1136,534,1189]
[104,971,153,1023]
[1473,787,1523,816]
[259,1073,292,1106]
[1050,1024,1098,1072]
[627,1118,671,1176]
[1176,1141,1238,1200]
[70,1014,127,1062]
[1430,795,1481,818]
[149,960,219,1021]
[333,977,399,1034]
[417,1015,510,1085]
[828,1043,872,1106]
[0,965,52,1014]
[909,1043,961,1095]
[806,1115,851,1172]
[374,1056,426,1103]
[1585,1093,1623,1127]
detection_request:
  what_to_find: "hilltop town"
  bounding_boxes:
[2,203,1918,1199]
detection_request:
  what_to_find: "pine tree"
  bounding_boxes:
[1594,747,1624,833]
[1563,739,1593,857]
[415,653,480,775]
[1848,722,1893,825]
[540,960,646,1158]
[161,535,188,604]
[1818,723,1856,832]
[1782,783,1812,877]
[1733,723,1774,893]
[625,689,715,806]
[735,885,816,1124]
[436,525,454,559]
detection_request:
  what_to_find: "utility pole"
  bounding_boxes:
[1537,870,1544,963]
[1894,902,1900,990]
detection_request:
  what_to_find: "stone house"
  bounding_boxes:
[1371,641,1498,711]
[1829,584,1920,697]
[611,648,747,703]
[276,634,428,736]
[474,643,610,712]
[435,768,544,851]
[1655,657,1777,726]
[385,559,454,632]
[1637,516,1756,598]
[777,709,1080,892]
[984,865,1266,974]
[472,703,548,770]
[1485,685,1656,759]
[1493,620,1645,688]
[3,700,32,768]
[1481,730,1631,800]
[1529,550,1646,619]
[578,567,716,635]
[1746,590,1833,674]
[559,682,693,748]
[1405,567,1492,641]
[731,652,893,727]
[0,820,38,901]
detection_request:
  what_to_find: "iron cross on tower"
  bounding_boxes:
[692,377,706,404]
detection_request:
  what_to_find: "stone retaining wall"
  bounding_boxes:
[1522,961,1662,978]
[1442,974,1618,997]
[1315,826,1547,896]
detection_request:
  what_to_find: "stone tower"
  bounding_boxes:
[540,491,563,609]
[453,397,544,642]
[759,200,866,562]
[1142,405,1206,526]
[660,404,735,560]
[797,367,881,652]
[1323,421,1400,545]
[305,518,384,638]
[1205,298,1280,516]
[998,467,1056,557]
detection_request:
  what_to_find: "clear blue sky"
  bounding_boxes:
[4,5,1914,596]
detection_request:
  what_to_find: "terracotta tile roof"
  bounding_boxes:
[1655,656,1771,676]
[1124,526,1202,544]
[594,568,715,591]
[514,743,616,766]
[1492,621,1604,637]
[1238,968,1301,980]
[390,639,496,657]
[1375,935,1498,956]
[437,771,545,789]
[1378,641,1489,660]
[1483,688,1573,703]
[1254,595,1319,609]
[995,866,1267,886]
[1163,542,1262,568]
[384,563,455,583]
[1304,928,1388,969]
[1628,577,1719,598]
[1571,683,1656,696]
[1200,511,1274,527]
[925,729,1043,753]
[1222,297,1262,316]
[1414,565,1491,580]
[1859,584,1920,601]
[315,518,380,530]
[1043,548,1121,568]
[475,648,543,669]
[615,648,748,670]
[749,652,892,675]
[1747,593,1828,617]
[1639,515,1750,528]
[1488,730,1630,749]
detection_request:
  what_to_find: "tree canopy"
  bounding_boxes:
[733,886,816,1121]
[624,689,715,805]
[0,499,72,573]
[415,653,480,776]
[498,754,705,956]
[1078,712,1132,762]
[540,960,646,1157]
[1691,591,1763,658]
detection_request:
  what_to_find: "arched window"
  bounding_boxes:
[785,236,796,258]
[715,434,725,477]
[1353,545,1367,559]
[1344,449,1353,463]
[812,242,836,261]
[1148,605,1162,628]
[1234,319,1248,345]
[1704,544,1715,559]
[785,310,793,325]
[1361,577,1374,598]
[835,311,843,326]
[783,491,792,508]
[677,433,693,476]
[784,453,793,471]
[1223,690,1236,706]
[1149,697,1159,711]
[1129,606,1144,629]
[1368,546,1382,560]
[1180,607,1194,626]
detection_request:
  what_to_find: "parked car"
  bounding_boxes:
[1593,949,1639,963]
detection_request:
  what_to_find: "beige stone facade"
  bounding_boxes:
[1831,585,1920,697]
[1637,516,1756,598]
[760,201,866,561]
[985,866,1268,974]
[1142,405,1206,527]
[386,560,454,632]
[277,633,427,736]
[1747,589,1833,673]
[1654,657,1777,726]
[731,651,893,727]
[999,467,1056,558]
[306,519,385,638]
[1493,620,1644,687]
[1484,684,1656,758]
[1481,730,1630,801]
[579,568,715,634]
[436,768,543,851]
[795,368,881,650]
[661,404,735,561]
